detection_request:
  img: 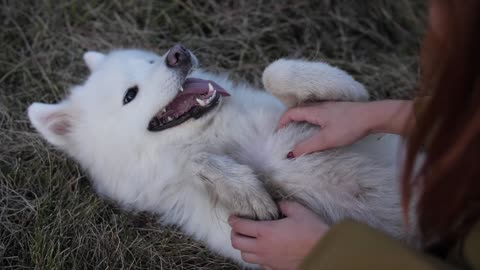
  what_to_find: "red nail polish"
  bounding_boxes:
[287,152,295,159]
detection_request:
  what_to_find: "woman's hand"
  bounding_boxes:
[229,201,329,270]
[278,100,413,157]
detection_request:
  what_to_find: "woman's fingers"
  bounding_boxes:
[277,106,321,129]
[291,131,331,156]
[241,252,264,264]
[229,216,264,238]
[231,231,258,253]
[278,200,306,217]
[277,108,300,129]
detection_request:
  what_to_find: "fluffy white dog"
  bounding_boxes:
[28,44,407,268]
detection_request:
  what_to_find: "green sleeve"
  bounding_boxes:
[464,221,480,269]
[299,220,459,270]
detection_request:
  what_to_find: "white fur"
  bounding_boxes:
[28,48,410,268]
[83,51,106,71]
[262,59,369,106]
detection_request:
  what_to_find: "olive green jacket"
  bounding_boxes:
[300,220,480,270]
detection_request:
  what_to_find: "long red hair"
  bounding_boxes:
[403,0,480,248]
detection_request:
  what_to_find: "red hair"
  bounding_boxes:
[403,0,480,248]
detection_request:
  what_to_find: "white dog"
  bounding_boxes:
[28,44,407,268]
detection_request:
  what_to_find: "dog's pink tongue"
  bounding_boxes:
[179,78,230,97]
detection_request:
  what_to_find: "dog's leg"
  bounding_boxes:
[262,59,369,107]
[191,153,279,220]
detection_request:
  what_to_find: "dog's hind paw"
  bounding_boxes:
[262,59,369,107]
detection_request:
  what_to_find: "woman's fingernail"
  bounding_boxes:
[287,151,295,159]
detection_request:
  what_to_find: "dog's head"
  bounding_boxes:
[28,45,229,175]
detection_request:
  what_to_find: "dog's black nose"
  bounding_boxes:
[166,44,191,69]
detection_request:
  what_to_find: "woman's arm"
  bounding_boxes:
[365,100,414,135]
[278,100,414,157]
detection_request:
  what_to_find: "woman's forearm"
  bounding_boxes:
[362,100,414,136]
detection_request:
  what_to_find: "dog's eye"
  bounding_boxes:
[123,86,138,105]
[149,60,155,64]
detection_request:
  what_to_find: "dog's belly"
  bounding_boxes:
[209,98,405,238]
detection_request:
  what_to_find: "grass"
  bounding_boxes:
[0,0,426,269]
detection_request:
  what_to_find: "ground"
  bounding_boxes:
[0,1,425,269]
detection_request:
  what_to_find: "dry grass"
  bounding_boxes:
[0,0,426,269]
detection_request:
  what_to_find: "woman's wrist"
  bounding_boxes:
[360,100,414,136]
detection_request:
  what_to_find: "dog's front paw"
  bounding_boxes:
[262,59,369,106]
[192,153,279,220]
[234,184,280,220]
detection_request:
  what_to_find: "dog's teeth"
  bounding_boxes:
[180,86,184,92]
[208,83,214,93]
[167,117,173,121]
[206,90,216,103]
[196,98,207,106]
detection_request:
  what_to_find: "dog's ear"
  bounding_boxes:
[28,102,75,147]
[83,51,105,71]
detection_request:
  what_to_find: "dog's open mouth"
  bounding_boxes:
[148,78,230,132]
